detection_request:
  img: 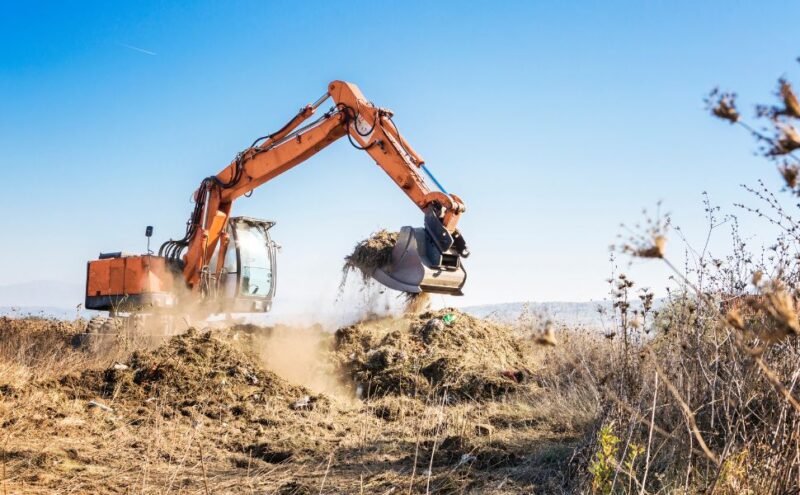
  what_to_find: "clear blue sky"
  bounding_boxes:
[2,1,799,309]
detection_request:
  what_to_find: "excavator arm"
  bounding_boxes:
[160,80,468,296]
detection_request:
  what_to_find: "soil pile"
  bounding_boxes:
[1,316,588,493]
[333,308,531,401]
[60,328,320,421]
[0,316,82,345]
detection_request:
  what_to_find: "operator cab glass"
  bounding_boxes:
[213,217,277,313]
[237,224,272,297]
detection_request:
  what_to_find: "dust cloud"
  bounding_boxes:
[250,325,353,400]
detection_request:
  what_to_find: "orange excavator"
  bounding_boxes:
[83,81,468,324]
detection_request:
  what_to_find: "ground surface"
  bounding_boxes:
[0,310,596,494]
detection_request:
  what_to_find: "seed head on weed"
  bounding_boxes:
[706,88,740,123]
[616,203,670,260]
[778,79,800,118]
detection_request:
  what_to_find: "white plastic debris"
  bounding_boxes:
[456,453,477,467]
[87,400,113,413]
[291,395,312,410]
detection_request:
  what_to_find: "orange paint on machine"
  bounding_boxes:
[85,81,469,317]
[86,254,176,311]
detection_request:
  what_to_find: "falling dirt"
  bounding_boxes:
[404,292,431,314]
[342,230,432,314]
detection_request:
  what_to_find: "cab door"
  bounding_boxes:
[219,217,277,313]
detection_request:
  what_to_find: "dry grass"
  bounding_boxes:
[0,317,104,387]
[0,311,601,494]
[572,62,800,494]
[580,274,800,493]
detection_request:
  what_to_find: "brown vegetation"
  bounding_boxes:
[583,64,800,494]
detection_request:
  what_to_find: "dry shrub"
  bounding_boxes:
[591,185,800,488]
[333,308,532,401]
[528,329,613,392]
[0,317,98,387]
[574,62,800,493]
[585,286,800,493]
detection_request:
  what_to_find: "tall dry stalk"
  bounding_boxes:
[577,60,800,494]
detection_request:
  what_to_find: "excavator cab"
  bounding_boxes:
[212,216,278,313]
[85,216,277,315]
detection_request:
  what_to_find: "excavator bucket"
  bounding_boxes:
[372,224,467,296]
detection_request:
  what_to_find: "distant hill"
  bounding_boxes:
[0,280,83,307]
[0,280,86,318]
[461,298,667,331]
[461,301,613,330]
[0,280,652,331]
[0,306,85,319]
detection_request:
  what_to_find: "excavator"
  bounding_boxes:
[80,81,468,334]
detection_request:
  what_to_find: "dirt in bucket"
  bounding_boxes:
[342,229,398,281]
[341,230,431,314]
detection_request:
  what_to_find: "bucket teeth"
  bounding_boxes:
[372,227,467,296]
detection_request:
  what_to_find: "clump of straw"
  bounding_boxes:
[343,230,398,280]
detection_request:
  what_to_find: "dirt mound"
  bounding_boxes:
[0,317,586,493]
[58,328,320,421]
[333,308,531,401]
[0,316,94,387]
[0,316,82,343]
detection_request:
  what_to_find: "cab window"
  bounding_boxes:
[235,224,272,297]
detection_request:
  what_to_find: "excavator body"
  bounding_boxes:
[85,217,278,314]
[82,80,469,328]
[85,254,177,312]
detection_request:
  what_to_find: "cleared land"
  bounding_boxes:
[0,310,600,494]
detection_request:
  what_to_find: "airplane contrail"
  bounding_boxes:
[117,42,157,56]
